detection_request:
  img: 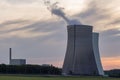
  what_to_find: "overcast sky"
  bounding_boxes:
[0,0,120,70]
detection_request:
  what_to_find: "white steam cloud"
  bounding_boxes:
[44,0,82,25]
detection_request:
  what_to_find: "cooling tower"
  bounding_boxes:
[92,33,104,75]
[62,25,104,76]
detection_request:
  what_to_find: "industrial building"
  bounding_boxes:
[9,48,26,65]
[62,25,104,76]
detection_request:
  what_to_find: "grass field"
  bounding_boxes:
[0,75,120,80]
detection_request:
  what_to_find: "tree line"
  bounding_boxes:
[0,64,62,75]
[105,69,120,77]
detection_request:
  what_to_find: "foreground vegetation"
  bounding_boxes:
[0,64,61,75]
[0,75,119,80]
[0,64,120,78]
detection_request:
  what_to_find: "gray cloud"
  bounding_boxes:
[100,29,120,57]
[74,0,120,31]
[0,19,30,27]
[106,19,120,26]
[100,29,120,37]
[80,2,106,19]
[0,20,66,38]
[4,0,39,4]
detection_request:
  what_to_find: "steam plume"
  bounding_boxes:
[44,0,82,25]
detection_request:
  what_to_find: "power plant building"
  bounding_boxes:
[10,59,26,65]
[9,48,26,65]
[62,25,104,76]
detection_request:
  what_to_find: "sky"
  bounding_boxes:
[0,0,120,70]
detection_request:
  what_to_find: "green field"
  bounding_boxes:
[0,75,119,80]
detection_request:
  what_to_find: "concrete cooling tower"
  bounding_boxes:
[62,25,104,76]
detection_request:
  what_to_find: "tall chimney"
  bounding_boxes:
[9,48,12,64]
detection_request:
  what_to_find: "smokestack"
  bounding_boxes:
[9,48,12,64]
